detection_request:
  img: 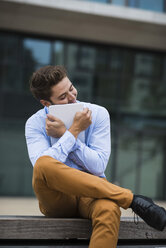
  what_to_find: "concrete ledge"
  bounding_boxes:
[0,0,166,50]
[0,216,166,241]
[3,0,166,25]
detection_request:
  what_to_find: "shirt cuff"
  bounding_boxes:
[54,130,77,154]
[75,138,84,149]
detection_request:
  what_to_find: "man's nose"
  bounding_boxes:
[68,93,76,103]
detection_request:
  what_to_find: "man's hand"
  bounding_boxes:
[46,114,66,138]
[69,108,92,138]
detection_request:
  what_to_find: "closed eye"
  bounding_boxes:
[69,84,74,91]
[60,94,66,100]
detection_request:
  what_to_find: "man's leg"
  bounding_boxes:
[79,197,121,248]
[33,155,166,234]
[33,156,133,210]
[32,160,78,217]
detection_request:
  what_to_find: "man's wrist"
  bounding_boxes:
[68,126,80,138]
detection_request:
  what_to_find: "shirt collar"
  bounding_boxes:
[45,106,49,115]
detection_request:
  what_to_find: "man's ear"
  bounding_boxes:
[40,99,51,107]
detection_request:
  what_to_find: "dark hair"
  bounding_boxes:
[30,65,67,101]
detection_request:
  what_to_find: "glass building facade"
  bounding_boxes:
[82,0,166,13]
[0,31,166,200]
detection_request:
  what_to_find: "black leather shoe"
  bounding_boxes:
[131,195,166,231]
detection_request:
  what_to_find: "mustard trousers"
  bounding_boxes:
[32,156,133,248]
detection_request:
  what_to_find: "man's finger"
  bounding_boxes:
[87,110,92,118]
[47,114,59,121]
[82,108,89,114]
[46,119,52,127]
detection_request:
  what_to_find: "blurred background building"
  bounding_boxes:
[0,0,166,201]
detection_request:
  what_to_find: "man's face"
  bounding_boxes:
[49,76,77,105]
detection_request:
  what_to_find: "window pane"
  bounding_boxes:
[65,43,78,71]
[116,126,138,191]
[115,118,166,199]
[0,34,21,91]
[23,39,51,66]
[128,0,137,7]
[119,52,166,116]
[0,120,34,196]
[0,34,19,64]
[138,0,164,12]
[52,41,65,65]
[111,0,125,6]
[85,0,107,3]
[95,48,124,110]
[65,43,96,102]
[139,135,164,199]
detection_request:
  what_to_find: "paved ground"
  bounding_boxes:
[0,197,166,217]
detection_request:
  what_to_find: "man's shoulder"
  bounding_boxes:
[26,107,47,127]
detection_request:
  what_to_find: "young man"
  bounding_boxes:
[25,65,166,248]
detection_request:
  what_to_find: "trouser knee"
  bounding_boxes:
[32,156,51,190]
[91,199,121,225]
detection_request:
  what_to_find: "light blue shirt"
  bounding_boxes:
[25,102,111,178]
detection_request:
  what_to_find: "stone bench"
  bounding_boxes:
[0,216,166,246]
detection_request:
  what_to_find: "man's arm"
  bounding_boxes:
[25,116,77,166]
[68,106,111,177]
